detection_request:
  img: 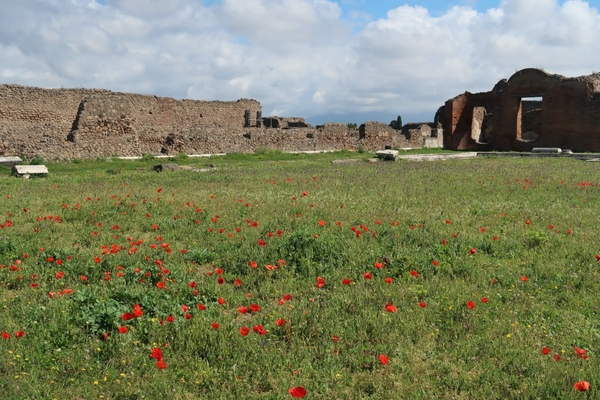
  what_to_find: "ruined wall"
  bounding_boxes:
[0,84,436,159]
[442,69,600,152]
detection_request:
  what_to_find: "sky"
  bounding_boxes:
[1,0,599,125]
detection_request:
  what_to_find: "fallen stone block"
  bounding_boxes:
[532,148,562,153]
[0,156,22,167]
[376,150,399,161]
[11,165,48,178]
[153,163,180,172]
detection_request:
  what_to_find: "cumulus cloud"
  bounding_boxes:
[0,0,598,122]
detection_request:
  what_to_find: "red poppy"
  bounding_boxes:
[166,315,175,322]
[217,277,225,284]
[283,294,292,301]
[13,330,25,338]
[520,275,528,282]
[318,220,326,227]
[574,346,589,359]
[2,332,10,339]
[184,313,193,320]
[441,239,448,245]
[218,297,226,305]
[432,260,439,266]
[211,322,220,329]
[342,278,352,285]
[418,302,427,308]
[197,304,206,311]
[275,319,286,327]
[234,279,242,286]
[379,354,389,365]
[118,326,128,334]
[542,347,551,355]
[316,277,325,288]
[257,239,267,247]
[385,303,397,313]
[250,260,258,269]
[289,386,307,398]
[469,248,477,255]
[481,297,489,303]
[155,360,167,369]
[249,304,261,312]
[150,348,163,360]
[574,381,590,392]
[253,325,266,335]
[466,300,475,309]
[55,271,64,279]
[363,272,373,280]
[410,270,419,277]
[239,327,250,336]
[332,335,339,342]
[553,353,561,361]
[525,219,531,225]
[238,306,249,314]
[493,236,499,241]
[121,312,135,321]
[156,281,165,289]
[384,277,393,284]
[373,262,383,269]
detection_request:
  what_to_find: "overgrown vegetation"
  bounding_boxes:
[0,153,598,398]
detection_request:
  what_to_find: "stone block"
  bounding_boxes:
[532,148,562,153]
[153,163,179,172]
[0,156,22,166]
[12,164,48,178]
[376,149,399,161]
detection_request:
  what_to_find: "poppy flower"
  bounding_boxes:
[445,219,451,224]
[432,260,439,266]
[493,236,499,241]
[520,275,528,282]
[275,319,286,327]
[410,270,419,277]
[283,294,292,301]
[574,381,590,392]
[332,335,339,342]
[542,347,551,355]
[55,271,64,279]
[418,302,427,308]
[2,332,10,340]
[234,279,242,286]
[250,260,258,269]
[316,277,325,288]
[342,278,352,285]
[211,322,220,329]
[289,386,307,398]
[481,297,489,304]
[239,327,250,336]
[197,304,206,311]
[118,326,128,334]
[574,346,589,359]
[379,354,389,365]
[363,272,373,280]
[373,262,383,269]
[466,301,475,310]
[217,277,225,285]
[218,297,226,305]
[318,220,326,227]
[156,281,165,289]
[121,312,135,321]
[525,219,531,225]
[384,277,393,284]
[553,353,561,361]
[469,248,477,255]
[385,303,397,313]
[249,304,261,312]
[13,330,25,338]
[155,360,167,369]
[184,313,193,320]
[253,325,266,335]
[150,348,163,360]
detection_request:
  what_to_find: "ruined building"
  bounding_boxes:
[439,68,600,152]
[0,85,440,160]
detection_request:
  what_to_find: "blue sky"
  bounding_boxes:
[1,0,597,124]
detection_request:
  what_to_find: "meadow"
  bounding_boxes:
[0,151,598,399]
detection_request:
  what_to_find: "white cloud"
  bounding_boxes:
[0,0,598,122]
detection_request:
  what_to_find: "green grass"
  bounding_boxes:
[0,153,599,399]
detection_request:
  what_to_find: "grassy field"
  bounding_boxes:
[0,151,599,399]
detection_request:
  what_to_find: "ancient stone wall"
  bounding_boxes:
[442,69,600,152]
[0,84,436,159]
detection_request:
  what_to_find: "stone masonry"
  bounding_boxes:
[0,84,439,160]
[440,68,600,152]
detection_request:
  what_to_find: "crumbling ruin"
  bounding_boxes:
[0,85,440,160]
[440,68,600,152]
